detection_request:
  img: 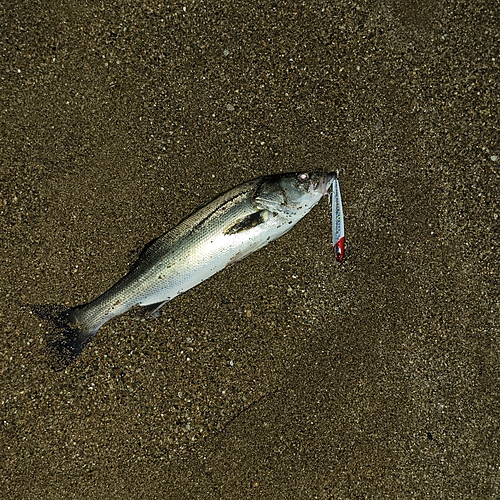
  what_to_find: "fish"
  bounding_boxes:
[47,171,335,366]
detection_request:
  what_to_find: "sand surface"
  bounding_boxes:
[1,1,498,498]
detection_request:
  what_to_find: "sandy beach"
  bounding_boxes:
[1,1,498,498]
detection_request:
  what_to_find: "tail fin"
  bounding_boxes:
[50,312,95,370]
[33,305,96,370]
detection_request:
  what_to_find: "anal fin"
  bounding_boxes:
[143,300,169,318]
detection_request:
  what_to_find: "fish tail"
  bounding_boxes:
[52,308,98,368]
[33,304,98,370]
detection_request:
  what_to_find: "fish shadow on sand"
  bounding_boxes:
[32,303,165,371]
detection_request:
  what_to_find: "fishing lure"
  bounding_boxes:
[331,175,345,263]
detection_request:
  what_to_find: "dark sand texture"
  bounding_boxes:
[1,0,498,498]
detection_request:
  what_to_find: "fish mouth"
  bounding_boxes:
[312,172,336,195]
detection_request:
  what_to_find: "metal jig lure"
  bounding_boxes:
[331,175,345,263]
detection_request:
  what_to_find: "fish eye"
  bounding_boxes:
[297,173,309,182]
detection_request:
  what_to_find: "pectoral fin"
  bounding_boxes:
[224,210,269,234]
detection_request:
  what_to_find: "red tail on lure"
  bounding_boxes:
[331,176,345,263]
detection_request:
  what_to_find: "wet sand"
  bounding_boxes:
[1,1,498,498]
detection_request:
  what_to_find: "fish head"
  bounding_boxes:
[254,172,335,217]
